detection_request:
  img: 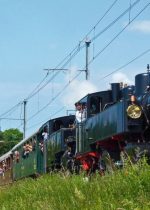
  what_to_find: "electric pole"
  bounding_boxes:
[23,100,27,139]
[85,40,91,80]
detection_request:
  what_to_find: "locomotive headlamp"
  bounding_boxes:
[127,104,142,119]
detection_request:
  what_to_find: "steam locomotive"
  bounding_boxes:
[1,66,150,185]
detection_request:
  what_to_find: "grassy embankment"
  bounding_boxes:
[0,159,150,210]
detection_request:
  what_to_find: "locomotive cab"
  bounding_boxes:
[75,90,112,120]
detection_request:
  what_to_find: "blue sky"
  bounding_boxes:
[0,0,150,136]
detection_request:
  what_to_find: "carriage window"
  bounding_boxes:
[90,96,101,115]
[53,120,64,132]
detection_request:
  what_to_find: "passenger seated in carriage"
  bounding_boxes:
[22,142,33,158]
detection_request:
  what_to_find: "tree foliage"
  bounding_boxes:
[2,128,23,142]
[0,128,23,156]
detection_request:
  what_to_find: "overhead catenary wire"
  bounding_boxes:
[82,0,120,40]
[26,1,149,123]
[28,47,150,123]
[20,7,150,135]
[55,0,141,69]
[0,0,119,131]
[27,106,65,130]
[26,0,140,99]
[0,102,22,118]
[41,1,134,73]
[26,73,50,100]
[0,0,138,119]
[22,0,120,101]
[89,1,150,64]
[27,71,82,122]
[0,117,23,121]
[51,0,119,69]
[25,47,150,131]
[99,48,150,80]
[91,0,141,43]
[0,0,145,132]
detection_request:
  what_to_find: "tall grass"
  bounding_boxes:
[0,159,150,210]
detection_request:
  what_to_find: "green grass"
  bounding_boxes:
[0,159,150,210]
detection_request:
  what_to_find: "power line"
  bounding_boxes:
[27,48,149,123]
[27,71,82,122]
[24,0,120,101]
[61,0,141,67]
[0,117,23,121]
[0,102,22,118]
[99,48,150,80]
[26,1,149,122]
[0,0,129,119]
[0,0,144,129]
[80,0,120,41]
[41,0,131,75]
[91,0,141,43]
[53,0,119,69]
[89,1,150,64]
[26,73,49,100]
[26,71,60,100]
[27,106,65,130]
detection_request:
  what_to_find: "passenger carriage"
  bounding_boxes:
[11,115,75,180]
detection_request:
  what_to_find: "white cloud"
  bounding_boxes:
[61,68,98,106]
[112,72,133,85]
[128,20,150,33]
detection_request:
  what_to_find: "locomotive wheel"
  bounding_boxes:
[99,150,115,174]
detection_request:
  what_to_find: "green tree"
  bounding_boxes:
[0,128,23,156]
[0,141,17,156]
[0,131,4,141]
[3,128,23,142]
